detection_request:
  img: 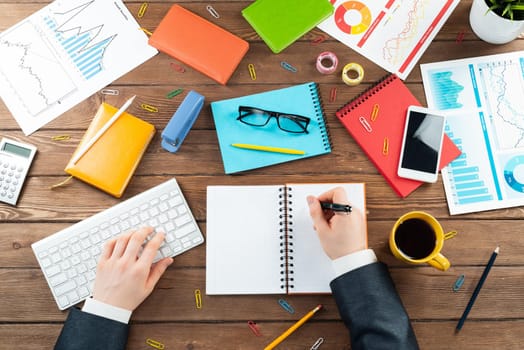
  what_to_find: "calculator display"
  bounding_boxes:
[2,142,32,158]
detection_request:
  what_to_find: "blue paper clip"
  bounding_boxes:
[453,274,465,292]
[281,61,297,73]
[278,298,295,314]
[161,90,205,153]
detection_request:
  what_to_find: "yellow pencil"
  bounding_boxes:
[264,304,323,350]
[231,143,305,155]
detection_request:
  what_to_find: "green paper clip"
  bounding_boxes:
[167,88,184,99]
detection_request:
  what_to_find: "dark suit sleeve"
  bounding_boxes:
[54,307,129,350]
[330,262,419,350]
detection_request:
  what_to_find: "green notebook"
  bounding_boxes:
[242,0,334,54]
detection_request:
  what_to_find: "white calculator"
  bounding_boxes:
[0,138,37,205]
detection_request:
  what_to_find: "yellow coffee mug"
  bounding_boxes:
[389,211,456,271]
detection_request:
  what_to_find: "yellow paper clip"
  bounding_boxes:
[137,2,148,18]
[359,116,372,132]
[146,338,165,349]
[141,103,158,113]
[139,27,153,36]
[170,62,186,73]
[248,63,257,80]
[383,137,389,155]
[247,320,262,336]
[167,88,184,99]
[101,88,119,96]
[371,103,380,121]
[329,87,337,102]
[51,135,71,141]
[206,5,220,18]
[195,289,202,309]
[280,61,297,73]
[310,337,324,350]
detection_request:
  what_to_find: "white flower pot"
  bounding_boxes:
[469,0,524,44]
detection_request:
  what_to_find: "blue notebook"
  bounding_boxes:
[211,82,331,174]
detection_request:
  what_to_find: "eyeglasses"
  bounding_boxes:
[237,106,310,134]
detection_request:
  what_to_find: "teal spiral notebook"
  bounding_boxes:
[211,82,331,174]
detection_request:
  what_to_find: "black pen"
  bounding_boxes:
[320,202,352,213]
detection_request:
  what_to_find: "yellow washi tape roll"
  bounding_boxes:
[342,62,364,86]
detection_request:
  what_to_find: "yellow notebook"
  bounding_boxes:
[65,103,155,198]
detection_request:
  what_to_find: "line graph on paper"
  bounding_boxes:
[0,0,115,117]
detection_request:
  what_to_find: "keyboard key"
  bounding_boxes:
[55,281,76,296]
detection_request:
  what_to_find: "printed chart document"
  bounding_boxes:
[421,51,524,215]
[0,0,157,135]
[318,0,459,80]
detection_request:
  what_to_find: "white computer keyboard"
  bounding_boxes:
[32,178,204,310]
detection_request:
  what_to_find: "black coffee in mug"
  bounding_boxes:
[394,218,436,259]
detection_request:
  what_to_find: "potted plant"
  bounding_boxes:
[470,0,524,44]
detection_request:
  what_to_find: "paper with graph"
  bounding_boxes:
[0,0,157,135]
[421,51,524,215]
[318,0,459,80]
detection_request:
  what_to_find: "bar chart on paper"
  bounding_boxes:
[0,0,157,135]
[421,51,524,214]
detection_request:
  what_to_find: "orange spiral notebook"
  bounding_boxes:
[335,74,461,198]
[149,4,249,85]
[65,103,155,198]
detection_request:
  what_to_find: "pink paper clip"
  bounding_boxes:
[456,31,465,44]
[329,87,337,102]
[170,62,186,73]
[311,35,326,45]
[247,321,262,336]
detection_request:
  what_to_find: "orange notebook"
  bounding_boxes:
[65,103,155,198]
[149,4,249,85]
[336,74,461,198]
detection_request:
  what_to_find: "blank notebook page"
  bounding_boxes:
[206,185,282,294]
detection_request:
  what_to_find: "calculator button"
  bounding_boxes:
[17,166,23,172]
[15,173,20,179]
[1,191,6,197]
[10,164,16,170]
[5,178,11,184]
[2,163,8,168]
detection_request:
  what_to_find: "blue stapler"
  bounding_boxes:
[161,90,205,153]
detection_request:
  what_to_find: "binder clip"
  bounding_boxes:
[161,90,205,153]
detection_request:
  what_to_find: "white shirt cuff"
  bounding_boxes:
[332,249,378,278]
[82,298,132,324]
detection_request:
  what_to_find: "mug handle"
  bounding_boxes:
[444,230,457,240]
[427,253,450,271]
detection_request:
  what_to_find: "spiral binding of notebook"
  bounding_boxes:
[278,186,295,292]
[309,82,332,152]
[336,74,396,116]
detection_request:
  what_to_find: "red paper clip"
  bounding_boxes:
[247,321,262,336]
[170,62,186,73]
[456,31,465,44]
[329,87,337,102]
[311,35,326,45]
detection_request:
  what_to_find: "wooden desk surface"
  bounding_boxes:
[1,1,523,349]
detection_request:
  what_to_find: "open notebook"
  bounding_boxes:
[206,183,366,295]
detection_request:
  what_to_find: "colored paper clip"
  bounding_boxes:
[137,2,148,18]
[280,61,297,73]
[51,135,70,141]
[101,89,119,96]
[167,88,184,99]
[383,137,389,155]
[329,87,337,103]
[247,320,262,336]
[140,27,153,36]
[311,35,326,45]
[359,116,372,132]
[141,103,158,113]
[206,5,220,18]
[195,289,202,309]
[170,62,186,73]
[453,274,465,292]
[456,31,465,44]
[146,338,165,349]
[310,337,324,350]
[371,103,380,121]
[278,298,295,314]
[248,63,257,80]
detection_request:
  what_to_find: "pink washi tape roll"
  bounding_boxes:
[316,51,338,74]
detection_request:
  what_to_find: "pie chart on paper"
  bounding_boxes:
[334,1,372,35]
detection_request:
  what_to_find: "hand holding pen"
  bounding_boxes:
[307,187,367,260]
